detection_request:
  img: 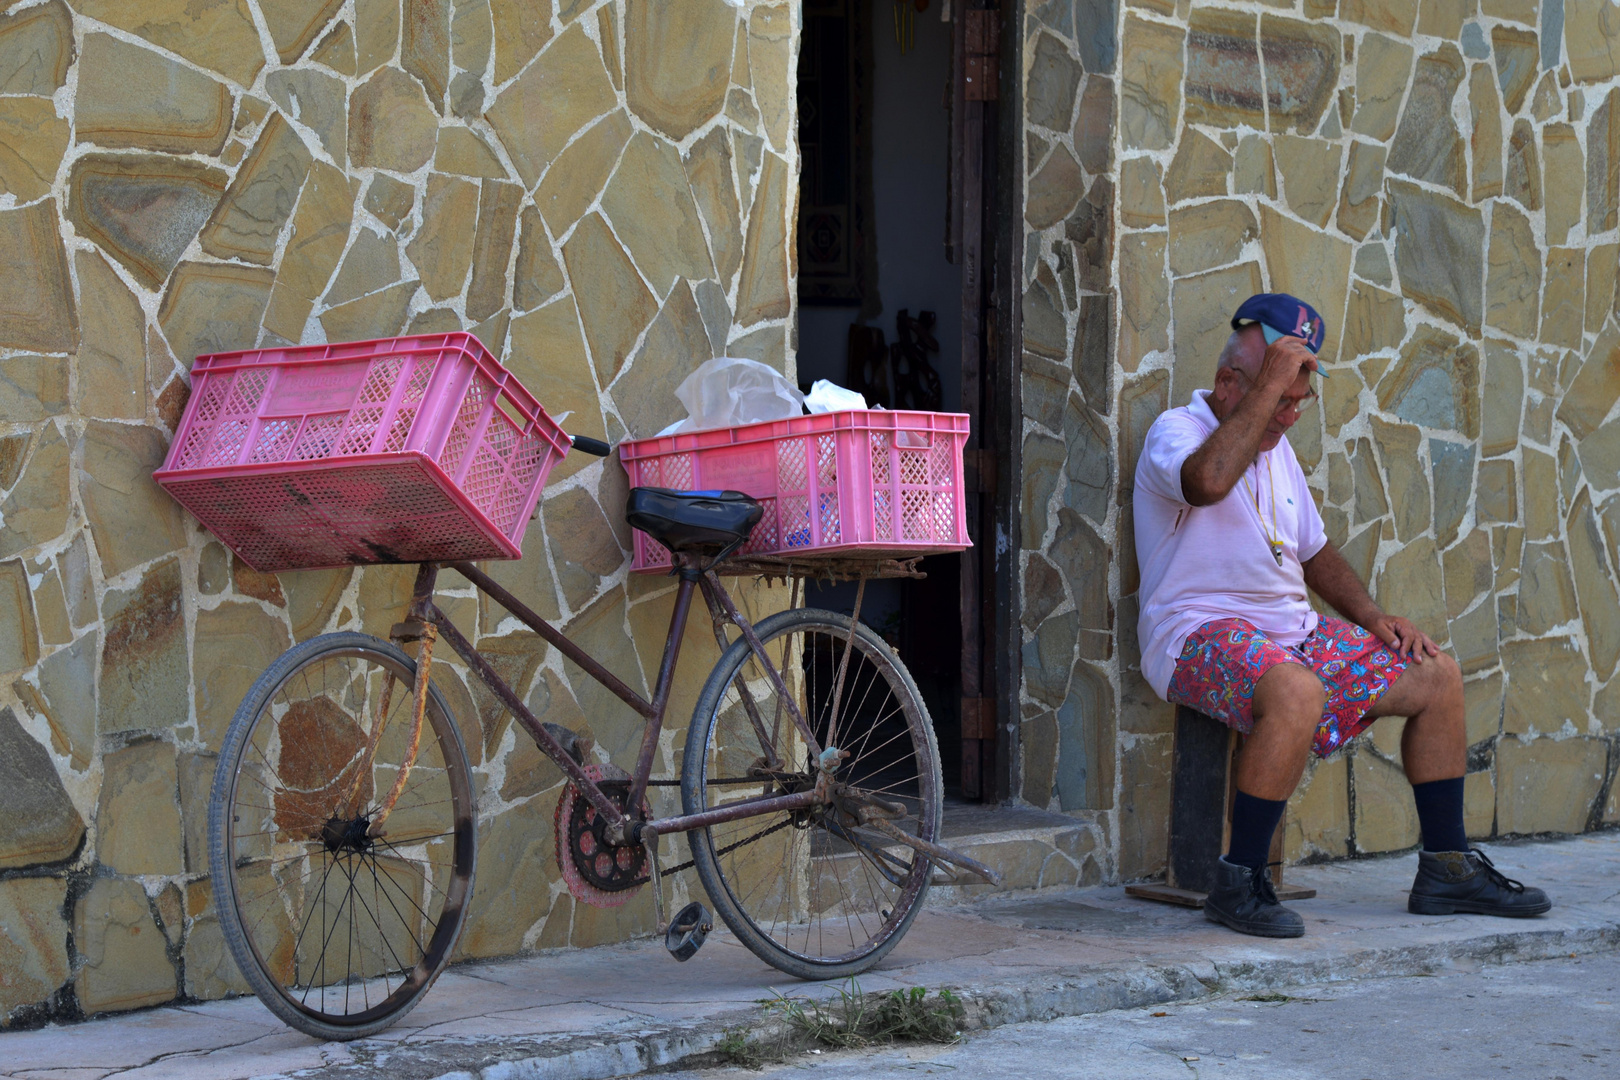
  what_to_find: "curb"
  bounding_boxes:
[294,920,1620,1080]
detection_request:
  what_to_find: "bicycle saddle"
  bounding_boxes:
[625,487,763,554]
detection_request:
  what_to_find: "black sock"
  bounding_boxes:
[1227,791,1288,872]
[1411,776,1468,853]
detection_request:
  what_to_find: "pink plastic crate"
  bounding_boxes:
[154,332,570,572]
[619,410,972,571]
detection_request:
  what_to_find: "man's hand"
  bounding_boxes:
[1366,614,1442,663]
[1255,334,1319,392]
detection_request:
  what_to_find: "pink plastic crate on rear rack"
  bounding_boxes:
[154,332,570,573]
[619,410,972,572]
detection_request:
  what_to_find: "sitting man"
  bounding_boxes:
[1134,292,1551,938]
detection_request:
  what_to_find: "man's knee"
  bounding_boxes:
[1254,663,1326,727]
[1404,650,1463,704]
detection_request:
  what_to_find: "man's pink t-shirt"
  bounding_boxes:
[1133,389,1328,700]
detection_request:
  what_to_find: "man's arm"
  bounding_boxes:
[1181,337,1318,506]
[1302,541,1440,663]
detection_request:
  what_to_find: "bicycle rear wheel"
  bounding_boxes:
[208,632,476,1040]
[682,606,943,980]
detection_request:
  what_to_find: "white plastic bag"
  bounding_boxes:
[661,357,805,434]
[803,379,867,414]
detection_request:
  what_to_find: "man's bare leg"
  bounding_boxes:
[1233,662,1326,800]
[1363,650,1466,784]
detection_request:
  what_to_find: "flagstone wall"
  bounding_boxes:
[1020,0,1620,880]
[0,0,795,1023]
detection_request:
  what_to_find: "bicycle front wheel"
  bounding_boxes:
[208,632,477,1040]
[682,606,943,980]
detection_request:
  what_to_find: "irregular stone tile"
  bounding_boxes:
[311,18,357,75]
[229,552,285,606]
[1057,662,1114,810]
[0,424,68,562]
[1183,7,1262,129]
[732,128,764,209]
[534,111,632,239]
[1026,145,1085,229]
[403,0,452,112]
[1117,733,1171,879]
[734,151,791,325]
[594,0,620,93]
[1074,292,1113,413]
[200,114,314,265]
[1164,128,1231,202]
[1028,30,1082,131]
[1431,438,1475,548]
[1118,231,1169,366]
[1534,249,1583,354]
[72,0,265,86]
[507,297,602,482]
[0,0,72,95]
[1419,0,1470,35]
[265,68,346,164]
[0,355,67,422]
[1588,88,1620,234]
[192,600,293,751]
[1518,537,1579,638]
[1170,261,1263,407]
[78,31,231,157]
[1484,202,1541,339]
[1499,735,1606,834]
[1444,529,1494,620]
[1566,488,1620,679]
[620,0,734,139]
[1020,431,1066,550]
[75,877,175,1015]
[1064,391,1112,525]
[1503,118,1542,213]
[1259,205,1352,364]
[0,96,67,201]
[1388,179,1484,336]
[1387,44,1467,194]
[1023,608,1078,706]
[1074,0,1119,74]
[1580,416,1620,490]
[747,4,792,151]
[73,250,146,421]
[1502,635,1588,737]
[465,179,522,321]
[96,738,183,875]
[1262,15,1340,135]
[1351,33,1414,140]
[96,559,185,742]
[0,558,37,676]
[1567,0,1620,83]
[157,260,273,366]
[1024,266,1067,361]
[1166,200,1257,276]
[602,133,716,296]
[610,283,713,440]
[1336,140,1385,240]
[349,66,439,173]
[0,199,75,353]
[406,173,479,302]
[1557,320,1620,438]
[433,127,504,178]
[324,228,400,306]
[684,128,742,285]
[0,705,83,871]
[1075,76,1113,173]
[1274,135,1342,227]
[263,160,356,342]
[1541,124,1583,246]
[545,487,624,610]
[1340,0,1419,34]
[1370,417,1429,542]
[361,175,412,233]
[1587,244,1618,329]
[512,206,565,313]
[564,212,659,384]
[1342,281,1404,362]
[1530,71,1562,121]
[0,876,69,1015]
[66,154,226,291]
[278,566,349,641]
[1118,157,1165,227]
[79,422,190,580]
[1069,176,1114,292]
[1377,534,1448,639]
[499,671,577,801]
[1352,748,1421,853]
[1351,436,1391,525]
[1021,553,1065,633]
[319,278,417,341]
[1233,133,1277,196]
[1468,63,1505,203]
[1482,339,1525,459]
[490,0,553,81]
[1491,26,1539,113]
[1120,14,1185,150]
[487,23,618,188]
[1476,458,1518,526]
[1377,324,1482,440]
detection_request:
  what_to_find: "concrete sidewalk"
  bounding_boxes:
[8,833,1618,1080]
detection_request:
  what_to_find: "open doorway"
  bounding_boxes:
[794,0,974,796]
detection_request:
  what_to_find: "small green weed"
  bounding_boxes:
[766,979,965,1051]
[713,1026,765,1068]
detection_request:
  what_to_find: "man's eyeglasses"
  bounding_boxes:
[1228,368,1318,417]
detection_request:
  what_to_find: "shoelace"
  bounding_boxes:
[1468,848,1527,893]
[1249,866,1282,906]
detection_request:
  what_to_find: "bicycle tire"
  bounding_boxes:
[681,606,943,980]
[208,632,477,1040]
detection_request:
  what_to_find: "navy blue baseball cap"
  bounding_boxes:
[1231,293,1329,373]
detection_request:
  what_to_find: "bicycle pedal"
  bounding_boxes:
[665,901,712,962]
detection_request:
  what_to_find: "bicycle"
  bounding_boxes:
[206,438,1000,1040]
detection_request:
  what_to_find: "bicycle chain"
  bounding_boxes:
[627,816,794,887]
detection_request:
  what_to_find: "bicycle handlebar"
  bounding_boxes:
[569,435,612,457]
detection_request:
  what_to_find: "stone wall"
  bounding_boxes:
[0,0,796,1023]
[1020,0,1620,879]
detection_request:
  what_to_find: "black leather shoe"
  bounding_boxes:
[1408,848,1552,917]
[1204,857,1305,938]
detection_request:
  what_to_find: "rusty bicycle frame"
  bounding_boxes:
[365,556,999,896]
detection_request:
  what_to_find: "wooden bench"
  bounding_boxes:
[1126,705,1317,907]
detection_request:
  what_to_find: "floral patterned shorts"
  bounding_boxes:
[1165,616,1409,758]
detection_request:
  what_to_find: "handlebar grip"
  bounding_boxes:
[570,435,612,457]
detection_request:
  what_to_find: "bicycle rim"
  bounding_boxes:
[209,632,476,1040]
[683,607,942,979]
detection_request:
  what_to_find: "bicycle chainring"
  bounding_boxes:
[554,764,650,909]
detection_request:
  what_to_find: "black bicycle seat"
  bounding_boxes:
[625,487,763,554]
